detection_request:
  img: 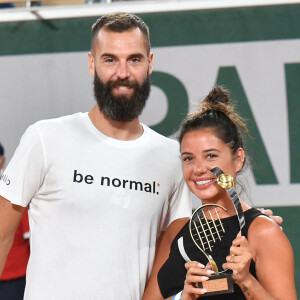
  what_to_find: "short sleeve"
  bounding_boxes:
[161,178,192,232]
[0,124,46,207]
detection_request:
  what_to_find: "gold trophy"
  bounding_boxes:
[187,167,245,295]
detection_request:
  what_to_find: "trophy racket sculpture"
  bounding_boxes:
[178,167,245,296]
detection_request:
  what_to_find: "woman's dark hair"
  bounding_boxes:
[178,86,248,169]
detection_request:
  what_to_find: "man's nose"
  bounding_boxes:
[116,62,130,79]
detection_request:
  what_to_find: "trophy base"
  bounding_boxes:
[198,273,234,296]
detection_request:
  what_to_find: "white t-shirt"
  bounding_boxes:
[0,113,191,300]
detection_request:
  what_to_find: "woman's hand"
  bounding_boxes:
[181,262,214,300]
[222,232,252,285]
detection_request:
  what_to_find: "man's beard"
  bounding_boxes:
[93,71,151,122]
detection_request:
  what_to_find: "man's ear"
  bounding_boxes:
[148,52,154,76]
[88,52,95,76]
[235,148,245,173]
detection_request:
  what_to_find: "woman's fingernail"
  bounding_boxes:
[198,263,205,268]
[207,270,215,275]
[201,276,209,281]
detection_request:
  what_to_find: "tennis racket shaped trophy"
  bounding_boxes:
[185,167,245,296]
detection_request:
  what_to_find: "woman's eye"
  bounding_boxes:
[207,154,217,159]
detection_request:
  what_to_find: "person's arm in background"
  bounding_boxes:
[0,196,25,276]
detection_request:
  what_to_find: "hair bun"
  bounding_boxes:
[199,85,247,133]
[206,86,230,105]
[201,85,231,114]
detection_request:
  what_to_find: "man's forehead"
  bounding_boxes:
[95,28,149,54]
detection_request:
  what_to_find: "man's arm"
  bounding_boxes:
[0,196,25,276]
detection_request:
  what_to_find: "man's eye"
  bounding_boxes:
[131,57,141,63]
[182,156,192,162]
[104,58,114,63]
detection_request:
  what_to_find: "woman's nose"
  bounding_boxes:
[193,161,208,175]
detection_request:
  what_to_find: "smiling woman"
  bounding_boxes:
[178,87,246,208]
[142,86,297,300]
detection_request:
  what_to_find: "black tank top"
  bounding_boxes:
[157,208,264,299]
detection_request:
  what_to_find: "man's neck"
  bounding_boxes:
[88,105,144,141]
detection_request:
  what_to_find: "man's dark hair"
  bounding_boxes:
[91,12,151,54]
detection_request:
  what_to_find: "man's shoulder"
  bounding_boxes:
[142,124,179,146]
[23,112,87,141]
[35,112,87,128]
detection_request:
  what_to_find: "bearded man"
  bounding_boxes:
[0,12,191,300]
